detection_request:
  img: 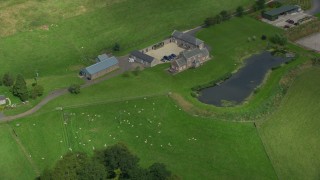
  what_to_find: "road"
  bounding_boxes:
[0,55,135,122]
[306,0,320,15]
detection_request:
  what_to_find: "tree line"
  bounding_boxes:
[38,143,179,180]
[0,73,43,102]
[204,0,267,27]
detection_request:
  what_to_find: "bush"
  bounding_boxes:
[270,34,287,46]
[113,43,120,51]
[68,84,81,94]
[261,35,267,40]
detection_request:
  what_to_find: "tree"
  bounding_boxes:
[2,73,14,87]
[204,17,216,27]
[236,6,244,17]
[256,0,266,10]
[77,160,108,180]
[147,163,171,180]
[30,85,44,99]
[95,143,139,178]
[214,14,223,24]
[113,43,120,51]
[12,74,29,101]
[68,84,81,94]
[220,10,230,21]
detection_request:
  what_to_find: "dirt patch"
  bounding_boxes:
[169,93,213,117]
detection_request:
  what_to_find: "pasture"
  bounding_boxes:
[0,124,36,179]
[258,67,320,179]
[5,96,277,179]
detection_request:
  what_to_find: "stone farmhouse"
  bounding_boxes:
[171,48,210,72]
[0,95,6,105]
[80,54,119,80]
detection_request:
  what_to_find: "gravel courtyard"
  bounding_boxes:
[146,43,185,60]
[296,32,320,52]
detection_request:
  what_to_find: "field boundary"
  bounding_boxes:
[6,124,40,176]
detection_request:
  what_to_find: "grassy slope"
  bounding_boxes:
[10,96,277,179]
[259,67,320,179]
[0,124,36,179]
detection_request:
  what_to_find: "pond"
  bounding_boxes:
[198,51,291,107]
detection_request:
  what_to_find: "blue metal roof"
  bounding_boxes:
[96,54,109,62]
[83,56,118,75]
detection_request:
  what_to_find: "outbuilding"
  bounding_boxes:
[80,56,119,80]
[96,54,109,62]
[0,95,6,105]
[172,30,204,49]
[130,50,157,67]
[262,5,300,21]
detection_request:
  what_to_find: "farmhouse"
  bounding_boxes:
[262,5,301,21]
[130,50,158,67]
[0,95,6,105]
[80,56,119,80]
[171,48,210,72]
[172,30,205,49]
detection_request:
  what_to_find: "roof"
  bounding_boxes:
[173,58,187,67]
[182,48,209,59]
[131,50,155,63]
[172,30,204,46]
[264,5,299,16]
[82,56,118,75]
[0,95,5,101]
[96,54,109,62]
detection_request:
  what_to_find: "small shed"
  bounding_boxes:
[130,50,157,67]
[96,54,109,62]
[80,56,119,80]
[0,95,6,105]
[262,5,300,21]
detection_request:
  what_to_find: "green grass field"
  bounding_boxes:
[6,96,277,179]
[0,2,319,179]
[259,67,320,179]
[0,124,36,179]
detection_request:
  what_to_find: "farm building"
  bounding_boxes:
[96,54,109,62]
[130,50,158,67]
[171,48,210,73]
[262,5,301,21]
[0,95,6,105]
[172,30,205,49]
[80,56,119,80]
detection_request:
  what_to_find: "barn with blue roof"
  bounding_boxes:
[80,56,119,80]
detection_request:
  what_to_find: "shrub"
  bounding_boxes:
[132,66,141,76]
[113,43,120,51]
[261,35,267,40]
[68,84,81,94]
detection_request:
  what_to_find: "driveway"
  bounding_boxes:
[0,55,137,122]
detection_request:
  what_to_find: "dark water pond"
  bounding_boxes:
[198,51,291,107]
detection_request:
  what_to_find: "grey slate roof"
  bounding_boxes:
[83,56,118,75]
[172,30,204,46]
[264,5,299,16]
[131,50,155,63]
[182,48,209,59]
[96,54,109,62]
[0,95,5,101]
[174,58,187,67]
